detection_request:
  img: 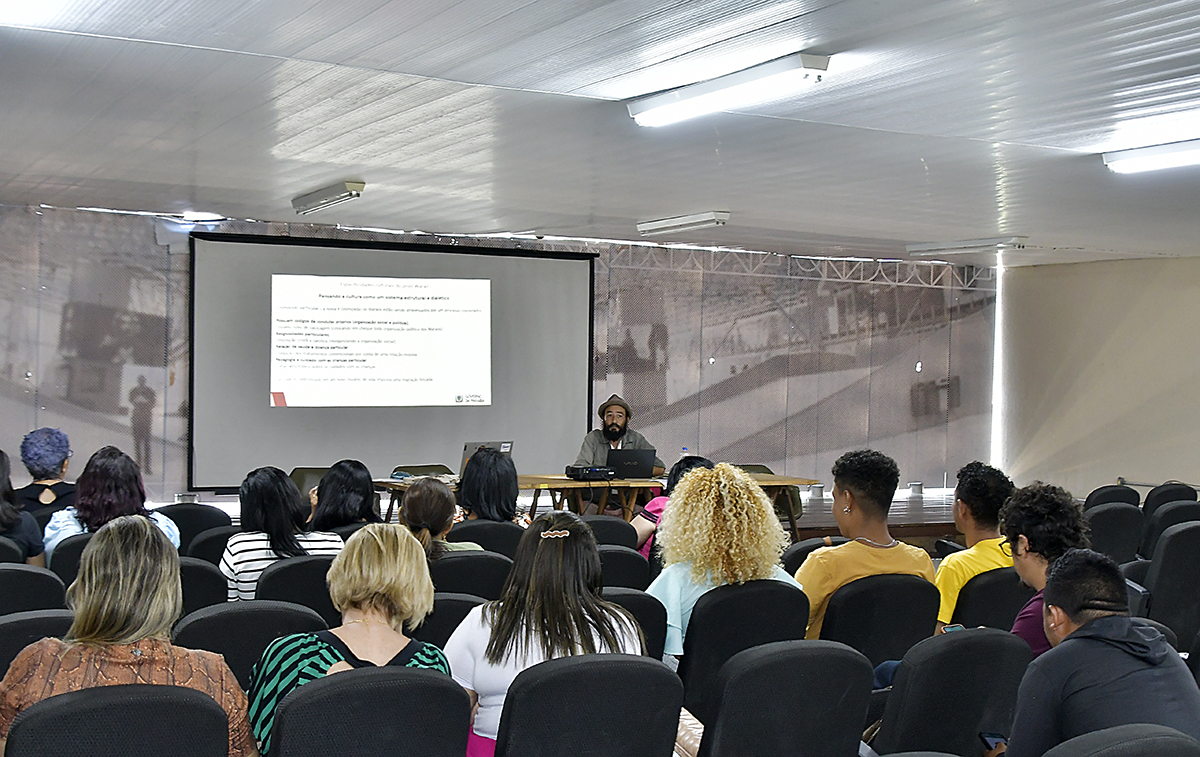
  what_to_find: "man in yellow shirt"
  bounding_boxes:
[934,461,1016,631]
[795,449,935,639]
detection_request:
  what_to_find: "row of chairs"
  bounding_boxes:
[1084,482,1197,514]
[1085,499,1200,565]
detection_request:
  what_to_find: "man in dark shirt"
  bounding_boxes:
[1005,549,1200,757]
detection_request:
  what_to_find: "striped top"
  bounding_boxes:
[247,631,449,754]
[219,531,344,601]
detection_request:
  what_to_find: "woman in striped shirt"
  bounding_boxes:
[220,466,343,601]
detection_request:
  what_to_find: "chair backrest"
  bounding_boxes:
[1190,629,1200,686]
[429,550,513,600]
[581,515,638,549]
[187,525,242,565]
[5,683,229,757]
[154,504,232,553]
[179,557,230,616]
[495,654,682,757]
[330,521,369,540]
[0,609,74,677]
[782,537,850,576]
[598,544,651,590]
[1144,522,1200,652]
[0,535,25,563]
[1085,502,1145,564]
[698,640,872,757]
[0,564,66,615]
[1043,724,1200,757]
[874,628,1033,756]
[601,586,667,660]
[819,574,940,667]
[392,464,454,477]
[410,592,486,650]
[172,600,328,689]
[1141,502,1200,559]
[1144,483,1198,519]
[270,667,471,757]
[255,555,340,626]
[32,506,67,533]
[47,532,92,585]
[950,567,1036,629]
[678,580,810,725]
[444,519,525,558]
[1132,616,1179,649]
[1084,484,1140,510]
[287,467,330,501]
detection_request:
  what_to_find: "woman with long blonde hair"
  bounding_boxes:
[645,462,800,661]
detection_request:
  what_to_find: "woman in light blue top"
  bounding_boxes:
[44,446,179,560]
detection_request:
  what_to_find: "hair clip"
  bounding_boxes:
[540,529,570,539]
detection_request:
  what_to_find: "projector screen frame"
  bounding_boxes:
[187,231,597,493]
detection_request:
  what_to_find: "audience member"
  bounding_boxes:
[221,467,343,601]
[458,447,519,524]
[307,459,382,532]
[1005,549,1200,757]
[0,516,256,757]
[646,463,799,658]
[15,427,74,512]
[632,455,713,560]
[248,524,449,754]
[795,449,934,639]
[999,482,1090,657]
[43,446,179,560]
[0,451,44,567]
[934,461,1015,631]
[444,511,642,757]
[401,477,481,560]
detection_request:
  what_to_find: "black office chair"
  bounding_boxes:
[1085,502,1144,564]
[4,684,229,757]
[1143,483,1197,519]
[0,535,25,563]
[0,609,74,677]
[270,667,472,757]
[494,655,682,757]
[172,600,327,689]
[1140,501,1200,559]
[330,521,370,541]
[1122,521,1200,652]
[1189,630,1200,685]
[444,520,525,558]
[735,463,804,522]
[428,551,512,600]
[47,533,92,586]
[187,525,241,565]
[699,640,873,757]
[288,466,331,502]
[598,544,651,590]
[873,628,1033,756]
[179,557,230,616]
[782,536,850,576]
[155,504,232,554]
[678,580,810,725]
[410,592,486,650]
[601,586,667,660]
[31,506,67,533]
[1042,724,1200,757]
[932,538,966,559]
[950,567,1036,630]
[392,464,455,477]
[0,564,66,615]
[255,555,340,626]
[1084,484,1139,510]
[581,514,638,548]
[819,574,940,667]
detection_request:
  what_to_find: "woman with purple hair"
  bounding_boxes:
[15,427,74,513]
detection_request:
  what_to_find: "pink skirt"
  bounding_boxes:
[466,730,497,757]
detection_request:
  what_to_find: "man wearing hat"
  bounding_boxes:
[574,394,665,475]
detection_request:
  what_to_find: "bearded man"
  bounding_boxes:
[574,394,664,475]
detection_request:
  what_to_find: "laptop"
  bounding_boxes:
[606,448,657,479]
[460,441,514,475]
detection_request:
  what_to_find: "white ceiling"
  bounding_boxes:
[2,0,1200,266]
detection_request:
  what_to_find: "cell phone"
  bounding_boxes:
[942,623,966,633]
[980,732,1007,750]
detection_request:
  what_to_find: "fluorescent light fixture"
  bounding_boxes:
[637,211,730,236]
[1101,138,1200,174]
[292,181,365,215]
[627,52,830,128]
[182,211,224,222]
[906,236,1027,256]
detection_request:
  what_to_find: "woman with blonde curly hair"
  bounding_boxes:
[645,462,800,661]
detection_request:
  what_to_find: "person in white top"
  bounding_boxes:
[443,511,643,756]
[220,466,342,601]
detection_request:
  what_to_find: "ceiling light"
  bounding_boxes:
[182,211,224,222]
[292,181,365,215]
[1101,139,1200,174]
[627,52,830,128]
[905,236,1027,256]
[637,211,730,236]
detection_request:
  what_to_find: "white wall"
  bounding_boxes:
[1000,256,1200,495]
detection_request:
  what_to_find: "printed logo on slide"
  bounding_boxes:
[455,395,463,403]
[270,392,287,407]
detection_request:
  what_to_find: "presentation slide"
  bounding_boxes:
[270,275,491,407]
